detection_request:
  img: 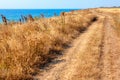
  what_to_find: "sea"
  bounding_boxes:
[0,9,78,23]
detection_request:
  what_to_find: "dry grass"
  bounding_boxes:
[111,13,120,36]
[0,10,97,80]
[94,8,120,36]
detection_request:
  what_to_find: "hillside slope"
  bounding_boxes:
[35,8,120,80]
[35,15,104,80]
[0,8,120,80]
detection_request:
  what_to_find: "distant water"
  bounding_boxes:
[0,9,78,23]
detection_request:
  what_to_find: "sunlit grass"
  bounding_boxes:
[0,10,96,79]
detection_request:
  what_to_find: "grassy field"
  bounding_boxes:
[111,12,120,36]
[33,8,120,80]
[0,9,97,80]
[97,8,120,36]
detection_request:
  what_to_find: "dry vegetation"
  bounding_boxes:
[33,8,120,80]
[97,8,120,36]
[111,13,120,36]
[0,10,97,80]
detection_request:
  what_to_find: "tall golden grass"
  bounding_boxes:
[0,10,97,80]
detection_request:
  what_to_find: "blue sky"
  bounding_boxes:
[0,0,120,9]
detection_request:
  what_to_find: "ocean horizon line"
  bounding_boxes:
[0,9,78,23]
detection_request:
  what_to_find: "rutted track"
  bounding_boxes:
[34,16,104,80]
[102,16,120,80]
[34,11,120,80]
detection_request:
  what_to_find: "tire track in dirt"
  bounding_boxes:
[101,16,120,80]
[34,16,104,80]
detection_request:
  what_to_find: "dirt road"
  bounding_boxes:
[34,16,103,80]
[34,14,120,80]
